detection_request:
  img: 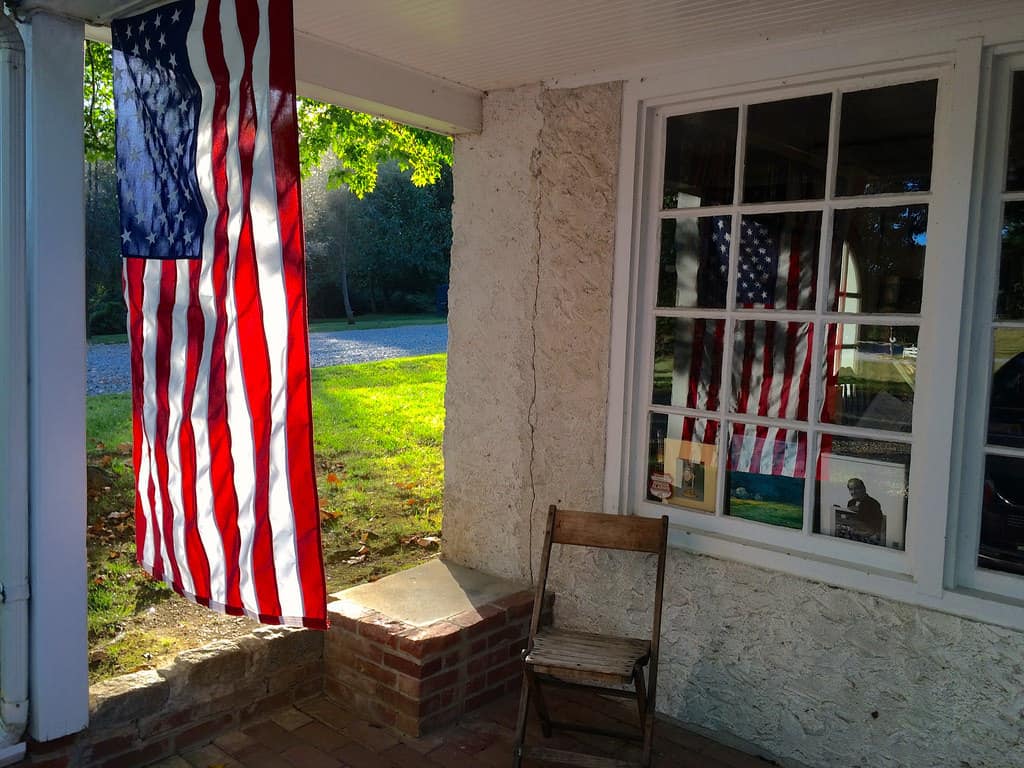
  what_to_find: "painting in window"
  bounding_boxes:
[725,425,806,529]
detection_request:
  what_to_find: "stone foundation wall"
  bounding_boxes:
[23,627,323,768]
[442,79,1024,768]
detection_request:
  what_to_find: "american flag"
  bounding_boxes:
[112,0,328,628]
[672,214,817,477]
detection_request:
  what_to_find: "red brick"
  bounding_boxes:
[26,734,78,756]
[420,668,459,697]
[26,756,71,768]
[356,613,405,647]
[379,650,423,678]
[486,622,527,649]
[488,590,534,613]
[280,743,342,768]
[508,638,527,658]
[86,733,136,760]
[487,658,522,687]
[442,650,462,669]
[293,720,349,753]
[294,676,325,700]
[451,602,506,635]
[174,712,235,751]
[469,636,488,655]
[352,655,398,687]
[327,667,378,697]
[467,647,509,677]
[465,685,506,713]
[97,737,171,768]
[465,672,489,696]
[326,632,384,663]
[241,690,293,722]
[395,621,462,659]
[371,683,421,717]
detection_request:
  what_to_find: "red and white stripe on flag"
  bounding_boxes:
[116,0,327,628]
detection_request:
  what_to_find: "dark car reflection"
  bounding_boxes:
[981,351,1024,575]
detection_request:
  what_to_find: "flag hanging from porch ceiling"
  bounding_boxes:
[111,0,328,628]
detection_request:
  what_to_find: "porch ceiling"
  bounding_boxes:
[13,0,1023,133]
[20,0,1022,92]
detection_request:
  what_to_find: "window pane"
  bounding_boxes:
[657,217,730,309]
[836,80,937,196]
[996,201,1024,320]
[726,424,805,529]
[730,321,813,420]
[987,328,1024,448]
[663,109,738,209]
[737,212,821,310]
[814,436,909,550]
[744,94,831,203]
[653,317,725,408]
[647,412,719,513]
[978,453,1024,576]
[821,323,917,433]
[1007,70,1024,192]
[829,206,928,314]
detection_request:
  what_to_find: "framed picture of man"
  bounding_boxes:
[818,451,908,550]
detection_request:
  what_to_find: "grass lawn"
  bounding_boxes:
[88,313,446,344]
[85,354,446,681]
[726,497,803,529]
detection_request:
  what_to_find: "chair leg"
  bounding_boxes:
[526,669,553,738]
[642,710,656,768]
[512,667,532,767]
[634,667,647,725]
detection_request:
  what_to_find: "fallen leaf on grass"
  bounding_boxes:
[326,472,340,485]
[417,536,441,549]
[357,544,370,556]
[117,443,132,455]
[345,554,366,565]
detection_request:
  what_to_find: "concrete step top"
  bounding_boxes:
[328,558,530,628]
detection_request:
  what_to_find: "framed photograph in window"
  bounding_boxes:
[661,436,717,513]
[818,453,907,549]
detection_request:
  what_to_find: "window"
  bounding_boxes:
[635,77,940,569]
[957,53,1024,596]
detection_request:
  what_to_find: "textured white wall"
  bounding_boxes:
[442,81,1024,768]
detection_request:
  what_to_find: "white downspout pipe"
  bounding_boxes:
[0,8,29,766]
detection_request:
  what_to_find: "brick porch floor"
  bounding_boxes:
[149,687,775,768]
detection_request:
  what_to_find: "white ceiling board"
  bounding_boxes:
[19,0,1024,92]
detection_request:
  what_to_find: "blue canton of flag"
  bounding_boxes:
[112,4,205,259]
[709,216,780,307]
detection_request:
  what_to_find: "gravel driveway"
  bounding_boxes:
[87,323,448,395]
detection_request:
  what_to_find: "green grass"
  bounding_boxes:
[88,313,446,344]
[85,353,447,678]
[726,498,803,529]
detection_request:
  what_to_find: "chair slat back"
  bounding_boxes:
[551,508,665,553]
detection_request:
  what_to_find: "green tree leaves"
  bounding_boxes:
[80,41,453,196]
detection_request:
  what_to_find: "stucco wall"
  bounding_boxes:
[442,81,1024,768]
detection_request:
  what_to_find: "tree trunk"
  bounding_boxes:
[339,207,355,325]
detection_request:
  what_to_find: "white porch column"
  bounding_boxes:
[22,13,88,741]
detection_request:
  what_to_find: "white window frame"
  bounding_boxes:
[605,31,1024,630]
[952,46,1024,600]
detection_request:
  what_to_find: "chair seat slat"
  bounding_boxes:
[526,628,650,682]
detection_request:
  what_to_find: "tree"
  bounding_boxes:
[82,41,453,195]
[81,40,453,332]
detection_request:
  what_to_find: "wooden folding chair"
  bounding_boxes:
[512,505,669,768]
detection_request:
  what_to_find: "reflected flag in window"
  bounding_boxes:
[111,0,328,628]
